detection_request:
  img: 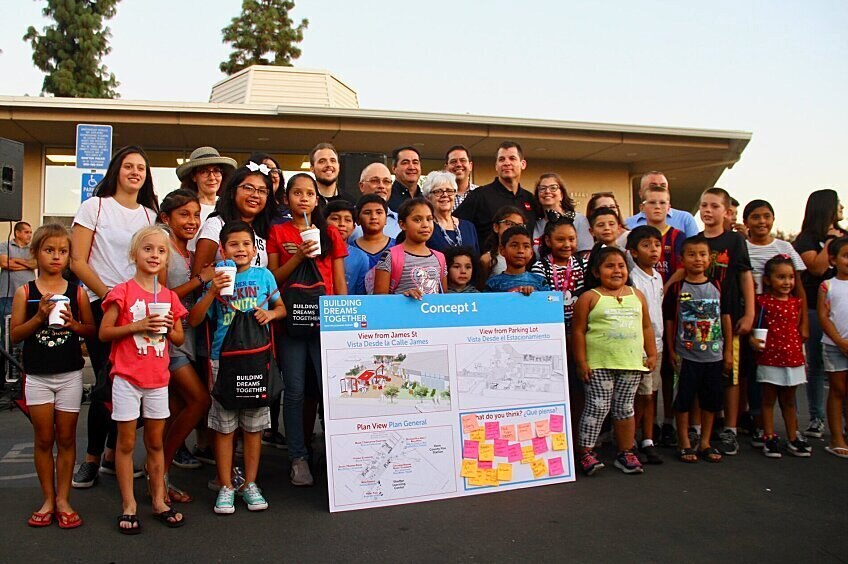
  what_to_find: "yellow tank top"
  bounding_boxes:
[585,288,646,371]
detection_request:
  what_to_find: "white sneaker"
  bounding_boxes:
[290,457,314,487]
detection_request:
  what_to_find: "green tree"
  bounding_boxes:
[414,386,429,403]
[24,0,120,98]
[220,0,308,75]
[383,385,400,403]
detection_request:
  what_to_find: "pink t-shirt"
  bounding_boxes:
[102,279,188,389]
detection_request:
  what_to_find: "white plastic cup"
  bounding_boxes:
[752,328,768,351]
[216,266,237,296]
[48,296,70,329]
[301,228,321,257]
[147,303,171,334]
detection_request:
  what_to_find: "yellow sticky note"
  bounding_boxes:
[478,442,494,462]
[530,458,547,479]
[483,468,499,486]
[469,428,485,442]
[467,470,486,486]
[521,445,535,464]
[552,432,567,451]
[460,459,478,478]
[497,463,513,482]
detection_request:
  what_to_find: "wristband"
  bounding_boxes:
[195,274,204,286]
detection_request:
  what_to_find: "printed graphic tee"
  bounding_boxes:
[663,279,729,363]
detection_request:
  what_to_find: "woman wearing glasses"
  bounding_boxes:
[176,147,237,223]
[532,173,593,258]
[422,171,479,254]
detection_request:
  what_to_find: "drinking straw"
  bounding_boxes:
[756,304,764,329]
[153,276,158,304]
[303,212,309,227]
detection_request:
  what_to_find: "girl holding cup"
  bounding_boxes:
[750,255,809,458]
[10,224,95,528]
[99,226,187,533]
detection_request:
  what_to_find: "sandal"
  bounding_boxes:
[117,514,141,535]
[698,447,722,463]
[27,511,54,527]
[825,445,848,459]
[166,474,192,503]
[678,448,698,463]
[57,511,83,529]
[153,507,185,528]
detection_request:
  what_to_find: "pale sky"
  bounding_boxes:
[1,0,845,232]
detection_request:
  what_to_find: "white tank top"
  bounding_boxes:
[823,277,848,345]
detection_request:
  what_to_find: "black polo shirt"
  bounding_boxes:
[387,179,421,212]
[454,177,540,246]
[318,189,357,211]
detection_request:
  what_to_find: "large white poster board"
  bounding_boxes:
[320,292,575,513]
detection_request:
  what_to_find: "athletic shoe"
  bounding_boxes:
[207,466,245,492]
[261,430,288,450]
[214,486,236,515]
[660,423,677,448]
[72,461,99,488]
[751,428,766,449]
[718,429,739,456]
[788,435,812,457]
[192,445,216,465]
[639,442,664,465]
[763,435,782,458]
[633,444,647,464]
[614,451,645,474]
[579,451,604,476]
[290,457,314,487]
[804,418,825,439]
[241,482,269,511]
[172,445,202,469]
[739,411,755,436]
[99,459,145,478]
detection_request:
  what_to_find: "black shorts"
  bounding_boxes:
[674,359,723,413]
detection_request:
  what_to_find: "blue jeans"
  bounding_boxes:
[805,308,825,420]
[280,334,322,461]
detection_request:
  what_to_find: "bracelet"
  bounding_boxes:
[195,274,204,286]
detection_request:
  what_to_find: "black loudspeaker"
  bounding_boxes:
[339,152,386,200]
[0,138,24,222]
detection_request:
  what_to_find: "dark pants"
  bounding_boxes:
[84,299,117,458]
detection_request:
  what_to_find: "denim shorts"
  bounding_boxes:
[168,355,191,371]
[823,343,848,372]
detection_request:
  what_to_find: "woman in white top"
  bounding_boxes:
[70,145,158,486]
[533,173,593,257]
[175,147,237,224]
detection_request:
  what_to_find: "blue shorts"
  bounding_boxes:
[823,343,848,372]
[168,355,191,371]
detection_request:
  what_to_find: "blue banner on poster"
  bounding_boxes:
[75,124,112,170]
[320,291,565,332]
[80,173,103,203]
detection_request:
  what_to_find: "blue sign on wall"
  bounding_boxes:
[75,124,112,169]
[81,173,104,203]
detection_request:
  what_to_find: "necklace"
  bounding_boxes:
[170,237,192,281]
[437,216,463,247]
[614,286,625,304]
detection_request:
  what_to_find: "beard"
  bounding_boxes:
[316,173,338,187]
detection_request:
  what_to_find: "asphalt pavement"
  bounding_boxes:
[0,392,846,564]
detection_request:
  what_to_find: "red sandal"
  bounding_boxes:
[27,511,54,527]
[57,511,83,529]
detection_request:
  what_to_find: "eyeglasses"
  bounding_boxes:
[365,177,393,186]
[430,188,457,197]
[238,184,269,197]
[538,184,560,194]
[197,167,223,177]
[643,199,669,207]
[268,168,283,179]
[497,219,525,228]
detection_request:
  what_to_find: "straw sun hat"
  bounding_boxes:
[176,147,237,181]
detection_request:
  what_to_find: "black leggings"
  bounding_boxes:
[84,299,117,458]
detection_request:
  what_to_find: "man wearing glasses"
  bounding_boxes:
[349,162,401,240]
[176,146,237,223]
[309,142,357,208]
[445,145,478,211]
[624,171,699,237]
[455,141,541,245]
[387,146,422,212]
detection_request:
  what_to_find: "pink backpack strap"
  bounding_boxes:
[388,244,407,293]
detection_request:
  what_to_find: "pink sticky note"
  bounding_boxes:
[500,424,516,441]
[550,414,564,433]
[532,436,549,455]
[507,443,523,463]
[485,421,501,440]
[517,423,533,442]
[477,460,493,470]
[463,440,479,459]
[461,414,480,434]
[548,456,564,476]
[535,419,551,438]
[494,439,509,457]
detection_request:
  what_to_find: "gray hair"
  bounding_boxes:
[421,171,457,197]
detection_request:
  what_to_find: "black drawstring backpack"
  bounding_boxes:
[282,258,326,338]
[211,290,283,410]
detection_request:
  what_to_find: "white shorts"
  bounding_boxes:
[638,362,662,395]
[111,375,170,422]
[25,370,83,412]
